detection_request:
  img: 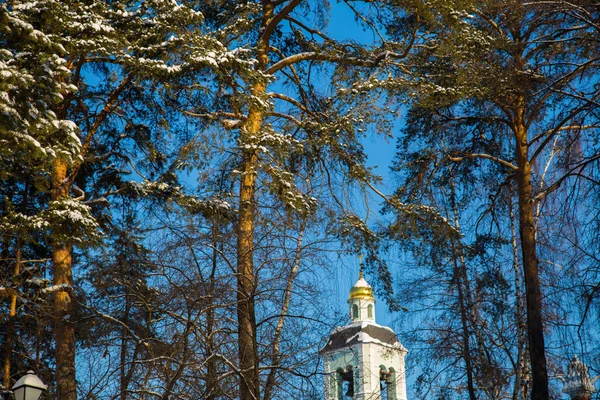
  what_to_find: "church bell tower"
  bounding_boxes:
[320,269,408,400]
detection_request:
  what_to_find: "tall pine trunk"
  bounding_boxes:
[236,2,273,399]
[455,264,477,400]
[236,143,260,400]
[52,158,76,400]
[3,181,29,386]
[513,108,549,400]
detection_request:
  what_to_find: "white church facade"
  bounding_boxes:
[320,271,408,400]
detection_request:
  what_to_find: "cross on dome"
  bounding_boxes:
[349,261,375,301]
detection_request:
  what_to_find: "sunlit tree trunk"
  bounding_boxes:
[236,129,261,400]
[235,1,275,399]
[52,158,76,400]
[513,105,548,400]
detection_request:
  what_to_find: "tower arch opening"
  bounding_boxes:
[335,366,354,399]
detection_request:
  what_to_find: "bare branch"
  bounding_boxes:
[446,153,518,171]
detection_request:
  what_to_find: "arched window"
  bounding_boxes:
[352,304,359,319]
[368,304,373,319]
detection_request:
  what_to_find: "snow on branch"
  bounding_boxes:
[129,180,235,218]
[41,283,72,295]
[265,49,407,75]
[45,198,101,245]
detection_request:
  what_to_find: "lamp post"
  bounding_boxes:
[2,371,47,400]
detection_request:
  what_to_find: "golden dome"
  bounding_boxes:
[349,270,375,301]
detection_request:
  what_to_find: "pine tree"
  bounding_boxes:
[1,3,80,391]
[3,0,240,396]
[384,0,600,398]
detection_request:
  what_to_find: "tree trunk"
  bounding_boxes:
[236,2,274,399]
[510,196,528,400]
[513,112,549,400]
[3,181,28,387]
[449,188,478,400]
[1,231,10,387]
[52,158,77,400]
[205,301,217,400]
[237,142,260,400]
[120,291,131,400]
[205,219,220,400]
[3,239,21,388]
[263,219,306,400]
[455,264,478,400]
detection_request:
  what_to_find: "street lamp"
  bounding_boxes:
[11,371,46,400]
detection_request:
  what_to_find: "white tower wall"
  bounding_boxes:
[348,297,376,323]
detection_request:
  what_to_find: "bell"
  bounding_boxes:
[345,382,354,397]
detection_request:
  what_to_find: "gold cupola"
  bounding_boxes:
[349,270,375,301]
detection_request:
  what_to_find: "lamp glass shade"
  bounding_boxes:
[12,371,46,400]
[14,386,43,400]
